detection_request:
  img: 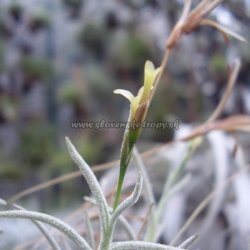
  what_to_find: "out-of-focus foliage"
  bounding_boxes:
[78,22,107,59]
[29,11,50,32]
[0,2,249,246]
[0,0,248,189]
[19,122,55,166]
[20,56,52,81]
[59,84,82,105]
[8,3,23,22]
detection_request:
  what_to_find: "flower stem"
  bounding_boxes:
[113,165,126,211]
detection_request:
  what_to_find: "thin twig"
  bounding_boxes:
[205,59,241,124]
[7,161,117,205]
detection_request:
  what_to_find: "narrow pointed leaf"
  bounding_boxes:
[0,210,91,250]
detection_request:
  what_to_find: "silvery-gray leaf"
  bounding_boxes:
[233,147,250,247]
[161,193,186,243]
[199,131,230,235]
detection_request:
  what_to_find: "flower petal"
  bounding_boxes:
[114,89,135,103]
[141,61,161,103]
[114,88,143,119]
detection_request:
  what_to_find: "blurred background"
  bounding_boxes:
[0,0,250,249]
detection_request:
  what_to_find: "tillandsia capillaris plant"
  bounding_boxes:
[112,0,246,211]
[0,1,247,249]
[113,61,161,210]
[0,137,199,250]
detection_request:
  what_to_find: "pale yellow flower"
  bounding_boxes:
[113,87,143,121]
[114,60,161,122]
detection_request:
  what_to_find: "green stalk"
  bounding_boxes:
[113,167,126,211]
[113,128,136,211]
[113,146,134,211]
